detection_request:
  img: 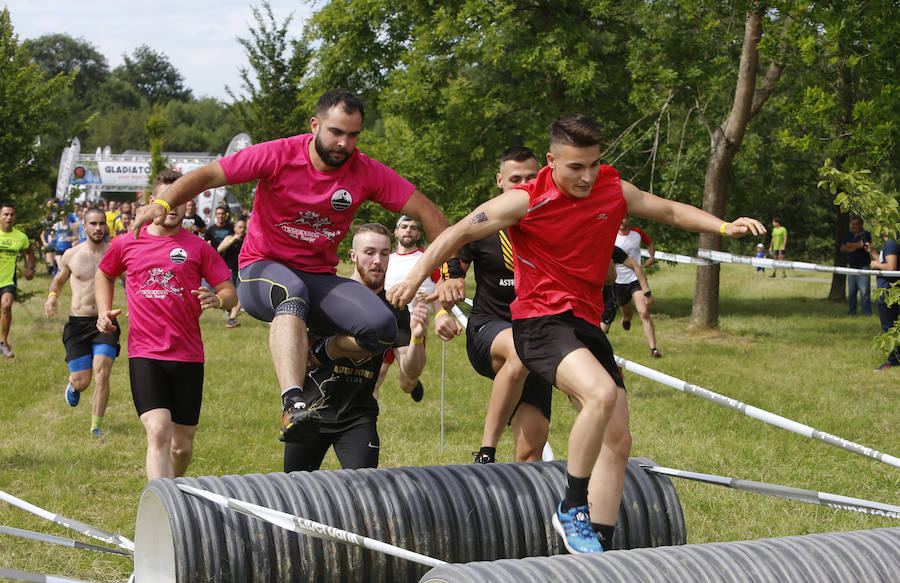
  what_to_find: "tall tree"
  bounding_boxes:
[0,8,73,223]
[228,1,311,143]
[23,33,109,98]
[689,9,787,329]
[118,45,192,104]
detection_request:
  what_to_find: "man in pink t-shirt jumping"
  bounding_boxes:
[388,115,766,554]
[132,89,464,443]
[96,170,237,480]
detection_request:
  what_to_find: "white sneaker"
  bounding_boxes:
[0,341,13,359]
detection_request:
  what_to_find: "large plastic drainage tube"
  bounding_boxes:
[134,458,684,582]
[420,526,900,582]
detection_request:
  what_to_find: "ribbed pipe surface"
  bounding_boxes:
[419,526,900,582]
[135,458,684,583]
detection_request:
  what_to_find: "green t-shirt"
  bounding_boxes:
[771,226,787,250]
[0,228,30,288]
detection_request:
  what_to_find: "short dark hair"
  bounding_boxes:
[850,216,863,225]
[84,208,106,222]
[549,114,605,148]
[316,88,365,122]
[0,203,14,212]
[773,217,782,225]
[354,222,391,239]
[153,169,182,188]
[499,146,536,166]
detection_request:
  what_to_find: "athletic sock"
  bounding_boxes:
[90,415,103,431]
[281,386,304,407]
[592,523,615,548]
[309,336,334,367]
[561,473,590,512]
[477,447,496,463]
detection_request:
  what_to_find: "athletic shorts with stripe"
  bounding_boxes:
[512,310,625,390]
[62,315,120,372]
[237,260,397,353]
[467,317,552,421]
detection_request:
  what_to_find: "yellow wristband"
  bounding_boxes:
[215,294,223,307]
[48,291,57,297]
[436,309,449,317]
[411,336,425,344]
[719,221,731,235]
[152,198,172,213]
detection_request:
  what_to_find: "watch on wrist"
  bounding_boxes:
[644,290,652,297]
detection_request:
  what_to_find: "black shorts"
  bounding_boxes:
[0,284,16,299]
[63,316,121,363]
[283,417,379,472]
[238,260,397,354]
[467,317,552,422]
[613,280,642,309]
[128,358,204,426]
[512,311,625,390]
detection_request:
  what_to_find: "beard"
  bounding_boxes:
[314,135,351,169]
[356,264,385,291]
[88,230,107,243]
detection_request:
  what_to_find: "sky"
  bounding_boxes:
[4,0,317,101]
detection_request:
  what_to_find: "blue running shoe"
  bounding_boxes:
[874,361,894,371]
[552,502,604,553]
[91,427,104,438]
[65,383,80,407]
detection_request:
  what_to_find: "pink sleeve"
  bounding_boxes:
[633,227,652,245]
[202,244,234,288]
[97,238,125,278]
[219,140,280,185]
[366,160,416,213]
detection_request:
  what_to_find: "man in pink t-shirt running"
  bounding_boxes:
[132,89,464,443]
[96,170,237,480]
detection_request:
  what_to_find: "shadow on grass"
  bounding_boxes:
[653,295,848,321]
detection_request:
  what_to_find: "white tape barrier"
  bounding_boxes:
[641,248,900,277]
[643,465,900,520]
[178,484,448,568]
[641,249,713,266]
[699,249,900,277]
[0,566,94,583]
[0,489,135,552]
[0,525,132,557]
[614,356,900,469]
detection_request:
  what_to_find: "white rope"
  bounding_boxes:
[0,525,132,557]
[642,247,900,277]
[614,356,900,469]
[642,465,900,520]
[0,566,95,583]
[0,489,135,552]
[178,484,448,568]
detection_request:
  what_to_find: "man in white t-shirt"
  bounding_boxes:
[380,216,455,401]
[613,215,662,358]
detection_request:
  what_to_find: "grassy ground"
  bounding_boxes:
[0,261,897,581]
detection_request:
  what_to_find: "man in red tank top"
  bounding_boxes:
[388,114,766,553]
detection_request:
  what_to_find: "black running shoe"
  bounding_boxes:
[279,399,321,443]
[472,451,494,464]
[622,320,631,331]
[410,380,424,402]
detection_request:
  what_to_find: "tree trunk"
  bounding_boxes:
[828,209,849,301]
[690,12,766,330]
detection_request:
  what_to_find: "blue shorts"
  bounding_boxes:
[63,316,120,372]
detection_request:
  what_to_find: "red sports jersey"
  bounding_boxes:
[508,164,626,328]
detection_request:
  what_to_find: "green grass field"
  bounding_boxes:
[1,261,897,581]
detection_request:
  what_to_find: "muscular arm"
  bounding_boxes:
[94,270,120,333]
[132,162,228,235]
[386,189,530,308]
[643,239,656,268]
[622,181,766,238]
[623,255,652,295]
[216,234,237,253]
[44,250,73,318]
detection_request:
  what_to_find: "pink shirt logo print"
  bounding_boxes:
[276,211,342,244]
[139,268,184,300]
